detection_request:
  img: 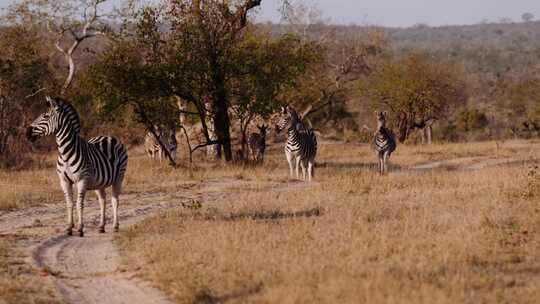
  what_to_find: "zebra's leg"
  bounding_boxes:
[96,189,106,233]
[75,181,88,237]
[111,182,122,232]
[383,151,390,174]
[301,160,307,181]
[60,178,74,236]
[295,157,301,179]
[378,154,383,175]
[286,151,294,178]
[307,160,314,182]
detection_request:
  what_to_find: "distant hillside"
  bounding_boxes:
[387,21,540,50]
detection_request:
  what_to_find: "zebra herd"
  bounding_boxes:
[26,97,396,237]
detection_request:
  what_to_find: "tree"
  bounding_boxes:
[164,0,264,161]
[359,53,467,143]
[522,12,535,23]
[278,1,387,134]
[0,25,52,165]
[84,6,181,166]
[8,0,114,94]
[229,30,321,158]
[87,1,318,164]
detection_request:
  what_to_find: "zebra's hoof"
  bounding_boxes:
[65,229,73,236]
[98,227,105,234]
[113,226,119,233]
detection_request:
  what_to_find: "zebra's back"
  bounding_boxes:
[248,133,266,153]
[88,136,128,185]
[373,128,396,155]
[287,128,317,161]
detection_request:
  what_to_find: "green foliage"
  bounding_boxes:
[358,53,467,142]
[231,30,323,119]
[0,25,52,166]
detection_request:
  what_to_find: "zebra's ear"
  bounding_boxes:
[45,96,59,109]
[280,106,287,114]
[383,111,388,117]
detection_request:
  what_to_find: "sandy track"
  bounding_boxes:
[0,183,201,304]
[409,156,537,171]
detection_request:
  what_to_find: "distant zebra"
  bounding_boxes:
[26,96,128,237]
[276,105,317,181]
[248,124,268,163]
[373,111,396,174]
[144,127,177,163]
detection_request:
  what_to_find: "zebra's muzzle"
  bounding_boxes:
[26,127,39,143]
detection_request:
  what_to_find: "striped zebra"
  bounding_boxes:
[248,124,267,163]
[144,127,177,163]
[276,105,317,181]
[373,111,396,174]
[26,96,128,237]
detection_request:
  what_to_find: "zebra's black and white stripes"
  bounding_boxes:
[27,96,128,237]
[248,124,267,163]
[373,111,396,174]
[144,126,177,163]
[276,105,317,181]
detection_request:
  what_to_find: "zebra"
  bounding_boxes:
[373,110,396,174]
[276,105,317,181]
[26,96,128,237]
[248,124,268,163]
[144,126,177,163]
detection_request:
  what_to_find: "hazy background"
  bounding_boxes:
[0,0,538,27]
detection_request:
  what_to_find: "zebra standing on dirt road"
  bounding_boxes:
[373,110,396,174]
[144,127,177,163]
[26,96,128,237]
[276,105,317,181]
[248,124,268,163]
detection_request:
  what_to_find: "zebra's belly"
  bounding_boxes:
[58,166,112,190]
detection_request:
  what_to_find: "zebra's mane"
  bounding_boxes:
[288,107,310,133]
[53,97,82,134]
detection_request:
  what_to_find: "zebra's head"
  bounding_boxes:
[257,124,268,137]
[26,96,81,142]
[375,111,388,131]
[275,106,300,134]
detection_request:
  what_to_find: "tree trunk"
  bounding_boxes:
[175,96,187,126]
[205,101,219,160]
[210,67,232,161]
[213,99,232,161]
[397,113,409,143]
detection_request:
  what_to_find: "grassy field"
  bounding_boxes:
[0,140,539,303]
[109,140,540,304]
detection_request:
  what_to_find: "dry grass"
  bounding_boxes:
[0,237,62,304]
[114,140,540,304]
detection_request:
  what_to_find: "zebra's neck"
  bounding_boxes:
[287,124,300,139]
[55,117,84,166]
